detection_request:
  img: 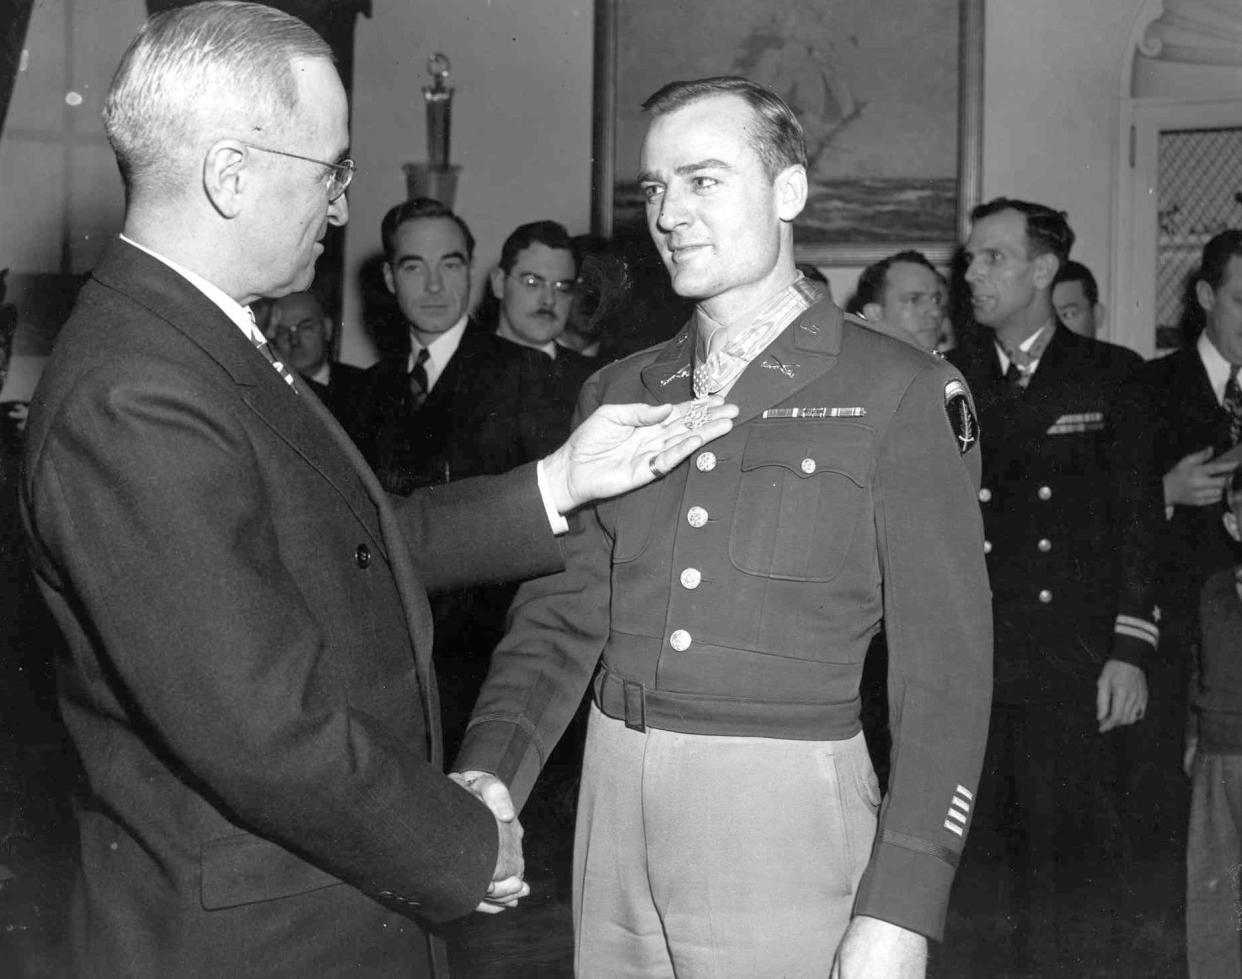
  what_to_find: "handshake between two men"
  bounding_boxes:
[449,394,738,912]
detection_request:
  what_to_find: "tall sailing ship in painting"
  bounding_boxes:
[610,1,962,248]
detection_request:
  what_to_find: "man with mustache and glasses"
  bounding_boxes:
[455,76,992,979]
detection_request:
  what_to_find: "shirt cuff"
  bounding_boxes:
[536,459,569,535]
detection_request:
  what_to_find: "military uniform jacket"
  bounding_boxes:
[458,296,993,941]
[21,240,564,977]
[950,326,1163,704]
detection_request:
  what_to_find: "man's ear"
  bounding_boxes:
[489,266,505,300]
[1224,509,1240,543]
[382,262,396,296]
[203,140,248,219]
[775,164,808,223]
[320,314,335,342]
[862,301,884,324]
[1032,253,1059,290]
[1197,279,1216,316]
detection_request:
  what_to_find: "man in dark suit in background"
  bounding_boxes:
[949,198,1164,969]
[1130,228,1242,856]
[265,289,367,433]
[355,198,534,495]
[18,5,734,976]
[489,220,597,456]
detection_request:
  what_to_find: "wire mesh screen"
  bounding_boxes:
[1156,126,1242,352]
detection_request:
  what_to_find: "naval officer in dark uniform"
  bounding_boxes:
[949,198,1163,968]
[453,76,992,979]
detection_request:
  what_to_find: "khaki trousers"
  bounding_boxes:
[572,704,879,978]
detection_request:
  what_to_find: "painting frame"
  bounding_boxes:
[591,0,984,267]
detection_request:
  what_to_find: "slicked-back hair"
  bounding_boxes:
[380,198,476,263]
[1052,260,1099,306]
[1199,230,1242,292]
[970,197,1075,265]
[104,1,332,199]
[498,221,579,275]
[852,250,939,312]
[641,76,807,181]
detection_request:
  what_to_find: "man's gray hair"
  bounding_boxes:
[641,76,807,181]
[103,1,332,198]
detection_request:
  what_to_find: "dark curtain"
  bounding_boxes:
[0,0,35,137]
[146,0,373,320]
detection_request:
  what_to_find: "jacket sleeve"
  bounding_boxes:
[23,356,501,922]
[854,362,993,940]
[453,374,614,809]
[1105,372,1164,670]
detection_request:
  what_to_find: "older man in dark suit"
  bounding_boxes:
[19,5,733,976]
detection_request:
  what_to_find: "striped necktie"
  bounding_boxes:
[252,335,299,393]
[1224,365,1242,446]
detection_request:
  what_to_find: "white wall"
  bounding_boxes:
[341,0,594,365]
[979,0,1147,341]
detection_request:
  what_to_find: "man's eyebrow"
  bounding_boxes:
[394,251,467,264]
[637,159,734,183]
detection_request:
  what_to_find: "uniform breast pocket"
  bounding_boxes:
[730,423,872,581]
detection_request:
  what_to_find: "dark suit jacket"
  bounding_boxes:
[1131,345,1240,639]
[950,326,1163,703]
[498,339,598,459]
[304,360,369,439]
[20,239,564,977]
[355,324,536,495]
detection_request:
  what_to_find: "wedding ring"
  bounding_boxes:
[648,457,665,479]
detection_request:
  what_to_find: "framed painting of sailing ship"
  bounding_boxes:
[591,0,983,267]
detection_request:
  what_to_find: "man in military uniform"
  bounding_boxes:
[949,198,1163,965]
[454,77,992,978]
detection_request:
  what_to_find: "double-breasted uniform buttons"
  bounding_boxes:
[696,451,717,472]
[1037,485,1052,501]
[800,457,817,475]
[680,568,702,589]
[978,488,992,503]
[355,544,371,569]
[1038,589,1053,604]
[1037,539,1052,553]
[687,506,708,528]
[983,541,992,554]
[669,629,691,651]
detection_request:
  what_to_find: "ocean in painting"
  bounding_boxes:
[613,176,958,244]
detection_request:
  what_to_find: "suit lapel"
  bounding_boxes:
[95,240,388,555]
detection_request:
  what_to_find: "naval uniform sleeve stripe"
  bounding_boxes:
[946,809,967,824]
[955,785,973,800]
[950,798,970,814]
[1115,616,1159,647]
[882,829,962,865]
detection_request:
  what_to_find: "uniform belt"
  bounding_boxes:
[592,666,863,741]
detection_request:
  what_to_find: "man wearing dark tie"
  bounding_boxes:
[1130,228,1242,859]
[355,198,532,495]
[18,5,734,976]
[948,197,1163,970]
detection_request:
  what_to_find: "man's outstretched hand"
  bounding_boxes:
[450,772,529,914]
[541,397,738,514]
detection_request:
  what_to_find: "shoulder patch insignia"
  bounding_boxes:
[944,378,978,455]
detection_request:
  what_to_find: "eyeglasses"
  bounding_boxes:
[244,143,356,201]
[508,272,577,297]
[268,321,322,344]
